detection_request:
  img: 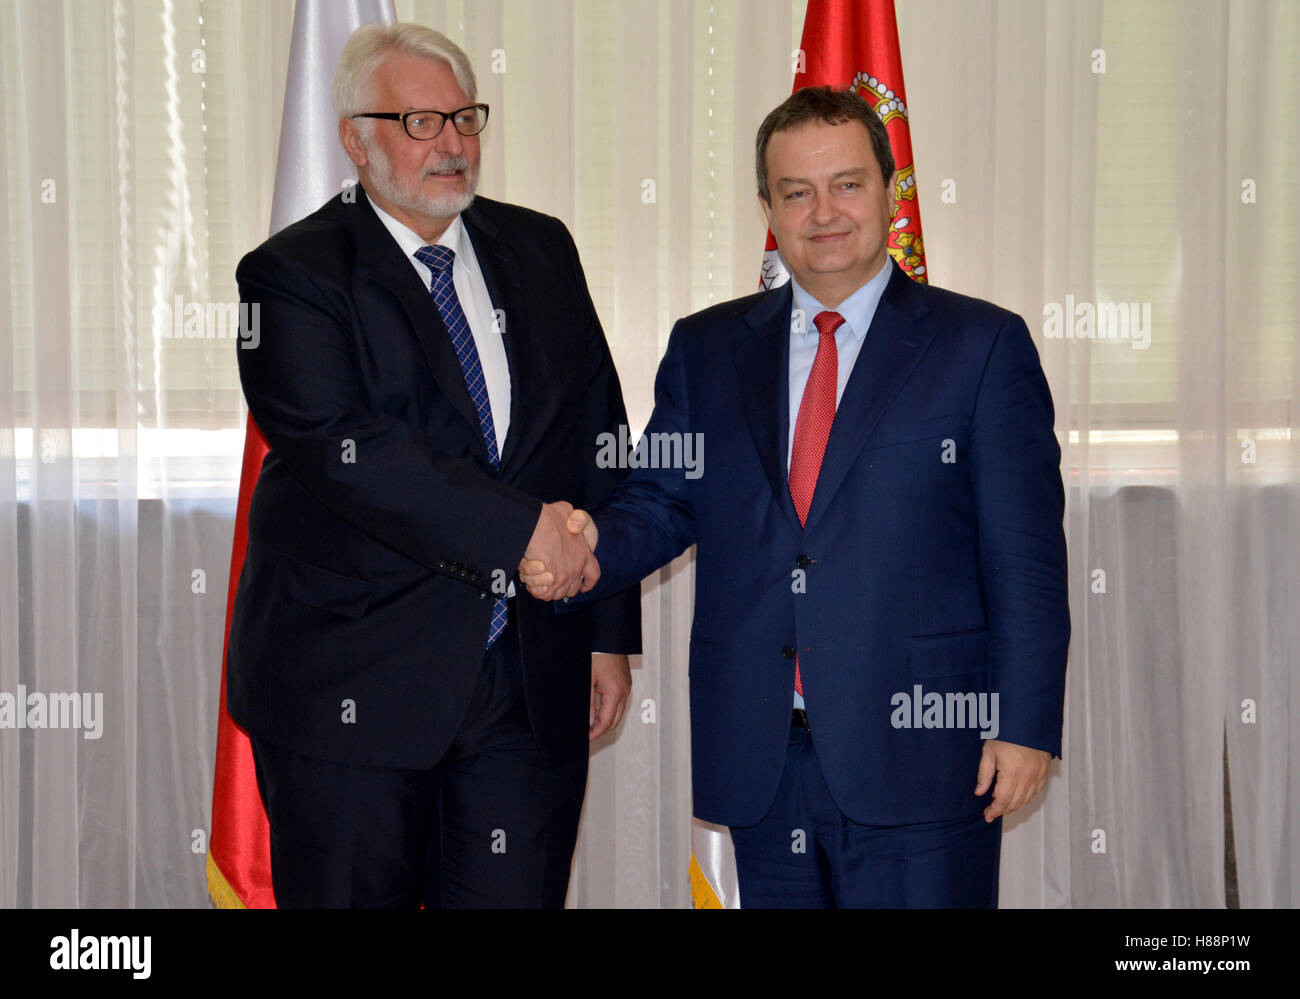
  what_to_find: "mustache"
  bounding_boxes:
[424,156,473,177]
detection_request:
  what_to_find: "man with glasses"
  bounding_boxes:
[227,23,640,908]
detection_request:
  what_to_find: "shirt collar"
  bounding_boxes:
[789,255,892,343]
[366,190,466,263]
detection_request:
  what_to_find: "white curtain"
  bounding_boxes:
[1,0,290,907]
[1,0,1295,908]
[896,0,1299,908]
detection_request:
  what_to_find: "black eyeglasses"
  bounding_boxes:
[351,104,489,140]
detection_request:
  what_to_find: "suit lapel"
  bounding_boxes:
[351,191,489,460]
[732,285,801,531]
[802,261,934,529]
[461,204,536,473]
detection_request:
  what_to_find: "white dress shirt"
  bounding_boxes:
[367,193,512,455]
[368,194,516,598]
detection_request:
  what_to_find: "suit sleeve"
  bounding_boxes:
[236,246,541,590]
[967,314,1070,756]
[559,223,642,654]
[582,319,700,600]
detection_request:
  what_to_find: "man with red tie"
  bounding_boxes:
[522,86,1069,907]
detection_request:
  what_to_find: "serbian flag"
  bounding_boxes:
[759,0,928,290]
[206,0,396,910]
[692,0,929,910]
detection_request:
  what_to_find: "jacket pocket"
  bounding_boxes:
[279,553,375,619]
[867,414,960,450]
[906,628,989,678]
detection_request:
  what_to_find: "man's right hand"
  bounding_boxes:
[522,502,599,600]
[520,508,599,600]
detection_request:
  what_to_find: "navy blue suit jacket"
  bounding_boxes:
[583,261,1068,827]
[228,191,640,770]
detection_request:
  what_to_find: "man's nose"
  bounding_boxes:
[810,188,837,225]
[431,121,466,158]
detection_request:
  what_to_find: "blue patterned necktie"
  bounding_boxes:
[414,243,508,649]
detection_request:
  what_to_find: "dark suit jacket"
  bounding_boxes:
[583,261,1069,827]
[228,189,640,769]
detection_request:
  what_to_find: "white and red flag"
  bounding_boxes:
[206,0,396,910]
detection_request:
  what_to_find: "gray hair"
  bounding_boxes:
[333,22,477,120]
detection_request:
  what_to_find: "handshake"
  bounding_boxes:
[519,501,600,601]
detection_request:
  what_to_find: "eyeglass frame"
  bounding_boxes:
[350,104,490,140]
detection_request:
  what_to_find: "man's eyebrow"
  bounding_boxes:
[774,167,871,188]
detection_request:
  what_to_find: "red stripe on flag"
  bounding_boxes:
[207,420,274,908]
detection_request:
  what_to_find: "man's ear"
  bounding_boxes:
[339,119,368,168]
[759,191,773,227]
[886,170,899,219]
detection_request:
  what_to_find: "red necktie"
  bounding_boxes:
[788,310,843,696]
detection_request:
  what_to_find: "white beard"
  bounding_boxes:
[363,136,477,221]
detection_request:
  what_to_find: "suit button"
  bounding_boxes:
[795,554,812,568]
[782,646,796,659]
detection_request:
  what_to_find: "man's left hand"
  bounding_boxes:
[589,653,631,741]
[974,739,1051,822]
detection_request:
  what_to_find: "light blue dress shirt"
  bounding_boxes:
[787,257,893,709]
